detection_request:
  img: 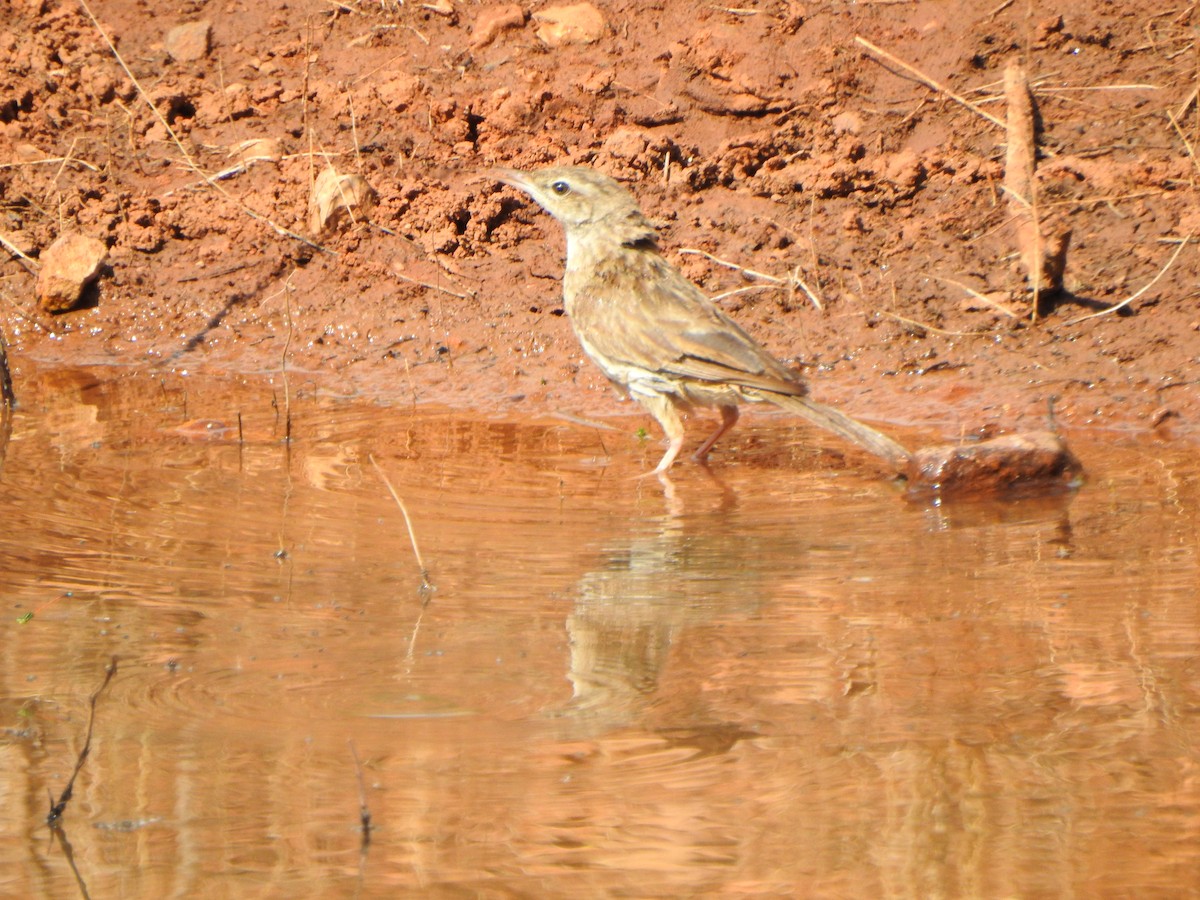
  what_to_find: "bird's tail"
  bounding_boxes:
[769,393,912,472]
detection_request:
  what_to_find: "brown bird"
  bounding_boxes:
[496,165,912,475]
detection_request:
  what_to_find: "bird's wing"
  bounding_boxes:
[566,251,806,397]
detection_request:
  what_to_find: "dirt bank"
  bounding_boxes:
[2,0,1197,446]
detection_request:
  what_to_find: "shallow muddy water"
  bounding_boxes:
[2,367,1198,898]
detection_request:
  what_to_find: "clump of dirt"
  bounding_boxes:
[1,0,1197,449]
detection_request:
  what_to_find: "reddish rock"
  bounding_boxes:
[533,3,606,46]
[906,431,1083,499]
[165,21,212,62]
[36,233,107,313]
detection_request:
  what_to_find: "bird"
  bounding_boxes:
[495,165,912,475]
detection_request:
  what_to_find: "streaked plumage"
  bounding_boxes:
[496,165,911,474]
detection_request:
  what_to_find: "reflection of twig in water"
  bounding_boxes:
[368,455,434,597]
[347,740,373,850]
[0,326,14,409]
[276,271,298,445]
[0,326,13,482]
[47,657,118,826]
[48,826,92,900]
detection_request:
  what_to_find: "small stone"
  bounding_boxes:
[906,430,1082,498]
[36,233,107,313]
[165,21,212,62]
[533,2,606,46]
[308,168,377,235]
[471,4,526,49]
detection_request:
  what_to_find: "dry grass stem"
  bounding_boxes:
[368,454,433,592]
[710,284,777,303]
[877,309,986,337]
[855,36,1007,131]
[678,248,823,309]
[1062,236,1191,326]
[391,268,475,300]
[0,233,39,275]
[932,274,1020,318]
[1038,84,1161,93]
[0,155,99,172]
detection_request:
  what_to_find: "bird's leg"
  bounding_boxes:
[635,392,687,475]
[693,404,740,462]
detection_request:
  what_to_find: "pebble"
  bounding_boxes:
[533,2,606,47]
[36,232,107,313]
[165,20,212,62]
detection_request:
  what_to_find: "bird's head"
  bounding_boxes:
[493,166,658,252]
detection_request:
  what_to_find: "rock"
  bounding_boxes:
[36,233,107,313]
[165,21,212,62]
[905,430,1083,499]
[308,168,377,235]
[533,2,606,47]
[471,4,526,49]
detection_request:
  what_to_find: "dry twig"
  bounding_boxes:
[368,454,434,594]
[1062,237,1190,326]
[855,35,1007,130]
[678,248,823,310]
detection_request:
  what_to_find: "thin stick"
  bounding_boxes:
[0,325,14,409]
[678,247,788,284]
[1061,237,1190,326]
[368,454,433,592]
[0,229,40,275]
[710,284,777,303]
[988,0,1015,19]
[391,269,475,300]
[679,248,822,309]
[855,35,1008,131]
[0,155,99,172]
[47,657,118,825]
[877,309,988,337]
[1037,84,1161,93]
[347,740,372,849]
[277,272,297,443]
[931,274,1020,318]
[789,264,824,311]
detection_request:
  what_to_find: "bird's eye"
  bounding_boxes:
[551,181,570,195]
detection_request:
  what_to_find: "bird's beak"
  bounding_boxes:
[489,167,531,192]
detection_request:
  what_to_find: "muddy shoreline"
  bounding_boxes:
[1,1,1197,447]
